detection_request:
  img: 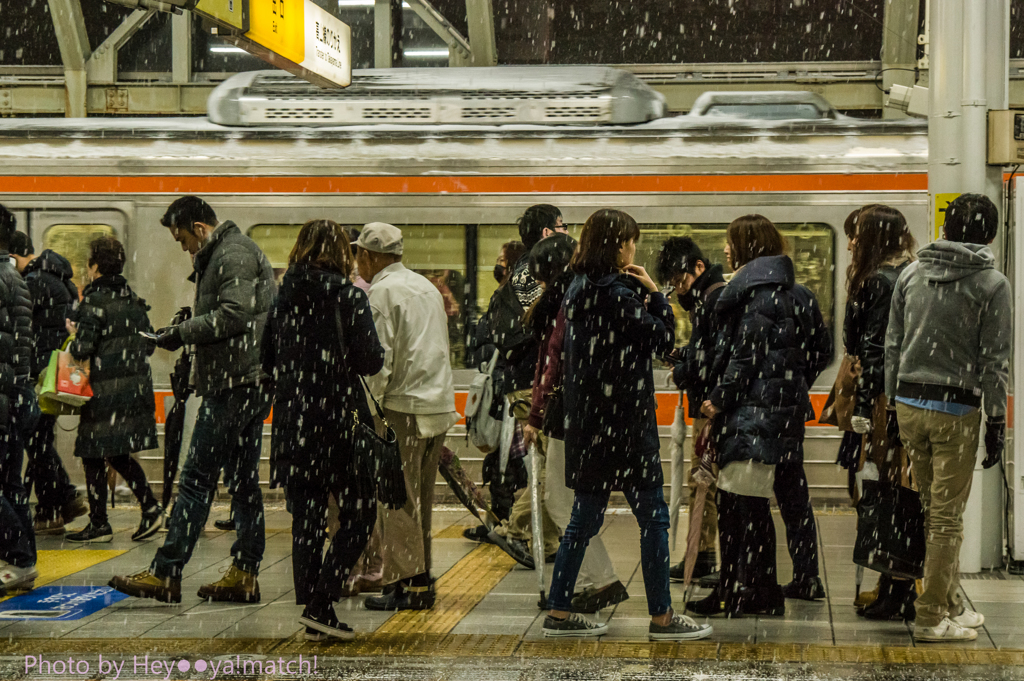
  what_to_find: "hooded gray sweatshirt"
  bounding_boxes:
[885,240,1011,419]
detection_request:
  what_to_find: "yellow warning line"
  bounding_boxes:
[0,550,125,603]
[375,543,517,635]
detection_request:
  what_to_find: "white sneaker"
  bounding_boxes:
[951,608,985,628]
[914,617,978,642]
[0,562,39,592]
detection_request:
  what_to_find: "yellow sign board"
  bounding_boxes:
[934,192,961,240]
[194,0,248,31]
[246,0,305,65]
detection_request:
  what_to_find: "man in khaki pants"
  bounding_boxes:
[885,194,1011,643]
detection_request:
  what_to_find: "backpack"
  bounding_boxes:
[465,349,505,453]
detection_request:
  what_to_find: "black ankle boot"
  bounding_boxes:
[686,591,725,616]
[857,573,893,617]
[739,586,786,617]
[863,577,914,621]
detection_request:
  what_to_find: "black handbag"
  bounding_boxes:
[335,307,407,510]
[853,479,925,579]
[541,385,565,440]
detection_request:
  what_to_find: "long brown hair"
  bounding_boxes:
[726,214,785,270]
[847,204,915,295]
[570,209,640,278]
[289,219,354,277]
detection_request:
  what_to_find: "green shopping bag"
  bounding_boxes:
[36,336,85,416]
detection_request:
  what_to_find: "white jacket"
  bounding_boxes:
[364,262,458,434]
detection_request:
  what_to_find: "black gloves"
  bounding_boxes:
[155,326,184,352]
[886,408,900,445]
[983,418,1006,469]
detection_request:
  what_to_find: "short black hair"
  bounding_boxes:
[10,231,33,257]
[528,232,577,284]
[944,193,998,245]
[88,236,126,276]
[0,204,16,250]
[160,196,218,233]
[517,204,562,250]
[656,236,706,285]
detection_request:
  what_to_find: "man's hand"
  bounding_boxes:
[523,424,539,449]
[984,418,1006,469]
[886,408,901,445]
[155,326,184,352]
[851,415,872,434]
[701,400,720,418]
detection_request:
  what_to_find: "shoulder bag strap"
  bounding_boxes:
[333,300,390,427]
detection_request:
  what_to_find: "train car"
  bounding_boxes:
[0,67,931,503]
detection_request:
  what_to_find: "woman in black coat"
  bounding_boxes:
[66,237,162,544]
[261,219,384,642]
[542,209,711,642]
[844,204,916,620]
[691,215,831,618]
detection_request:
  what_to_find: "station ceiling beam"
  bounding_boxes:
[47,0,91,117]
[87,8,158,84]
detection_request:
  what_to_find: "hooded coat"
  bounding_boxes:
[671,263,727,419]
[562,272,675,493]
[22,249,78,379]
[69,275,158,460]
[261,264,384,489]
[0,254,33,433]
[885,241,1012,419]
[708,255,831,468]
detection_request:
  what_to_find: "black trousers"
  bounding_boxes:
[289,478,377,606]
[25,414,77,521]
[83,455,158,526]
[718,489,778,606]
[772,460,820,582]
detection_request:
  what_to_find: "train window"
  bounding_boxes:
[477,225,521,312]
[43,224,117,294]
[248,223,469,369]
[634,222,834,346]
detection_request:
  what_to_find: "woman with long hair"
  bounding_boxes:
[541,209,712,641]
[845,204,917,620]
[262,219,384,641]
[690,215,831,618]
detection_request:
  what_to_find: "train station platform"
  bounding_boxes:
[2,503,1024,678]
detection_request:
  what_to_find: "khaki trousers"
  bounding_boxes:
[505,389,562,556]
[375,408,447,585]
[896,403,981,628]
[688,416,718,553]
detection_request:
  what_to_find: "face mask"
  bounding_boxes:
[493,264,506,283]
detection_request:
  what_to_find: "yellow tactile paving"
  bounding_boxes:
[375,543,517,635]
[0,550,125,603]
[434,524,477,540]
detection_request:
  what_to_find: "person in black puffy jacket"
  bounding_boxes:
[10,232,86,534]
[690,215,831,618]
[0,205,40,594]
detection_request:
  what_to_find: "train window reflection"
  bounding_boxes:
[634,222,834,347]
[43,224,116,294]
[248,223,469,369]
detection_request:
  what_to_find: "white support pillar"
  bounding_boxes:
[374,0,394,68]
[465,0,497,66]
[47,0,90,117]
[171,11,192,84]
[1015,176,1024,565]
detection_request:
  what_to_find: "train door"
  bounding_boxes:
[26,208,128,295]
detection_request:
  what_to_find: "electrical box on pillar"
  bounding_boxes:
[989,110,1024,164]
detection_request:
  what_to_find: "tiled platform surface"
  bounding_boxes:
[2,502,1023,663]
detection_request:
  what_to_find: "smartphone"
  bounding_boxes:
[139,331,159,341]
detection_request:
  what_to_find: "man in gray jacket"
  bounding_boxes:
[885,193,1011,643]
[111,196,275,604]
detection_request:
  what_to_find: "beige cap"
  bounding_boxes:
[356,222,404,255]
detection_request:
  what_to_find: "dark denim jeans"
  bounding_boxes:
[152,384,271,579]
[0,385,41,568]
[25,414,77,521]
[549,485,672,616]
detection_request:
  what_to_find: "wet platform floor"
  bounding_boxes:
[2,503,1024,677]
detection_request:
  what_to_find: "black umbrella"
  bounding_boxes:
[162,307,192,510]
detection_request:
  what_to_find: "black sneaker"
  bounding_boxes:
[299,604,355,641]
[487,530,535,569]
[66,523,113,544]
[132,505,164,541]
[542,613,608,637]
[462,526,491,543]
[571,580,630,614]
[214,518,235,531]
[669,551,718,583]
[782,576,826,601]
[649,613,714,641]
[364,584,435,611]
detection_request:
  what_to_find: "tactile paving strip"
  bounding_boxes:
[0,550,125,603]
[433,524,477,540]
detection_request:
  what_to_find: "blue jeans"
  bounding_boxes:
[548,485,672,616]
[152,385,271,579]
[0,385,41,568]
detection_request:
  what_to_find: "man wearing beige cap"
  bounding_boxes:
[355,222,459,611]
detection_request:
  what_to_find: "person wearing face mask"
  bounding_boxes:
[655,237,727,586]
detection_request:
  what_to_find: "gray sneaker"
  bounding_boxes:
[542,613,608,637]
[649,613,713,641]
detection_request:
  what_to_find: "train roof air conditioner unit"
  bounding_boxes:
[208,67,666,127]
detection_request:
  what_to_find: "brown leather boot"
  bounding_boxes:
[197,565,260,603]
[109,570,182,603]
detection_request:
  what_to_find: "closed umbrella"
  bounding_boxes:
[667,397,687,551]
[161,307,192,510]
[681,420,717,602]
[528,442,546,608]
